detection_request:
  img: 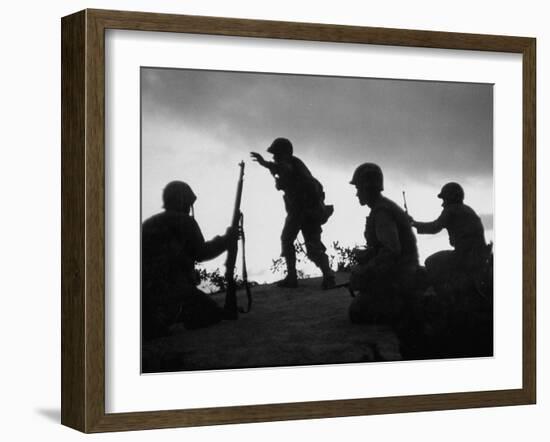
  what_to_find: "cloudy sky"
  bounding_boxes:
[141,67,493,283]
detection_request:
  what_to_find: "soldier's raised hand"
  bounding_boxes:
[250,152,266,166]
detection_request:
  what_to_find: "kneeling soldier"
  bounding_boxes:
[142,181,236,340]
[348,163,420,324]
[411,182,488,292]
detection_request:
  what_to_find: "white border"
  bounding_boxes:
[105,30,523,413]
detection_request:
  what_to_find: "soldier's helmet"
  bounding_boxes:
[437,182,464,203]
[349,163,384,191]
[267,137,293,156]
[163,181,197,210]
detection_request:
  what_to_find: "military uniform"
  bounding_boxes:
[349,196,419,324]
[142,210,227,339]
[399,183,493,358]
[415,202,487,290]
[272,156,331,269]
[252,138,334,287]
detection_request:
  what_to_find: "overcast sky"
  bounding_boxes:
[141,67,493,283]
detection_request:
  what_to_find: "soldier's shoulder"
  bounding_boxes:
[461,203,478,213]
[441,203,460,213]
[143,211,193,229]
[375,196,403,214]
[142,212,165,228]
[369,199,398,224]
[447,203,477,216]
[290,156,312,175]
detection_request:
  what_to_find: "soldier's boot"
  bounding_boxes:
[277,254,298,288]
[318,255,336,290]
[277,274,298,288]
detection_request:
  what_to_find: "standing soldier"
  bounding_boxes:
[142,181,237,340]
[348,163,420,324]
[250,137,335,289]
[411,182,489,291]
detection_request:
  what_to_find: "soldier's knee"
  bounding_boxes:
[426,250,452,268]
[305,247,321,263]
[305,240,325,259]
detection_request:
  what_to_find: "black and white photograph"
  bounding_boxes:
[140,67,494,373]
[1,0,545,437]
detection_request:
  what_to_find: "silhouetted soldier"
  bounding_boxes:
[348,163,420,324]
[142,181,237,340]
[402,183,493,359]
[250,138,335,289]
[411,182,488,291]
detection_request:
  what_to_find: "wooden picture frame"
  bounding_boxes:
[61,9,536,433]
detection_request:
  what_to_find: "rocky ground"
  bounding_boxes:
[142,272,403,373]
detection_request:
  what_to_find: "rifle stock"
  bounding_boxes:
[223,161,246,319]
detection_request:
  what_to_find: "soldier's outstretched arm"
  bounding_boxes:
[413,209,450,234]
[188,218,236,262]
[196,229,236,262]
[250,152,277,173]
[413,220,442,234]
[196,237,225,261]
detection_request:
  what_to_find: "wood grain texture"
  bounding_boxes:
[61,10,86,432]
[522,38,536,403]
[85,10,107,433]
[60,8,537,433]
[88,8,532,53]
[90,389,530,433]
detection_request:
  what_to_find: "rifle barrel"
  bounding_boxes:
[223,161,246,319]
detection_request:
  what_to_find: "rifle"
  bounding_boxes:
[223,161,252,318]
